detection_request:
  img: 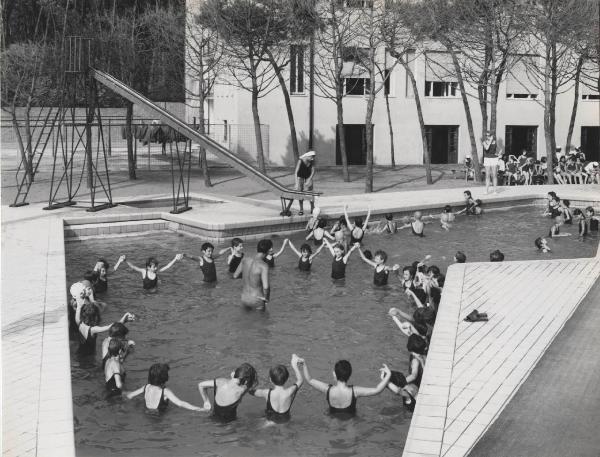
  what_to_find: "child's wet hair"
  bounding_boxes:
[407,334,427,355]
[201,242,215,251]
[413,322,428,337]
[464,190,472,197]
[334,360,352,382]
[108,338,122,357]
[97,258,109,270]
[232,238,243,247]
[548,191,557,198]
[552,196,561,203]
[562,199,570,207]
[300,243,313,255]
[355,217,363,228]
[146,257,159,268]
[475,199,482,206]
[269,365,289,386]
[333,243,345,253]
[338,215,347,226]
[585,206,595,215]
[573,208,583,217]
[109,322,129,338]
[234,363,258,388]
[317,218,327,229]
[374,250,387,263]
[443,205,452,213]
[490,249,505,262]
[534,237,544,249]
[427,265,441,277]
[454,251,466,263]
[414,211,422,219]
[257,239,273,254]
[403,265,416,278]
[148,363,170,386]
[81,303,100,326]
[385,213,394,221]
[363,250,373,260]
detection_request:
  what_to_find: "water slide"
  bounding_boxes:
[91,68,319,211]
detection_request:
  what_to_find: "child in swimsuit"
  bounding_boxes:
[384,334,427,412]
[305,207,321,233]
[126,363,207,412]
[560,199,572,225]
[400,266,428,307]
[534,236,551,253]
[306,218,334,246]
[330,216,350,251]
[104,339,126,396]
[263,239,289,268]
[198,363,258,422]
[91,258,110,294]
[323,239,359,280]
[399,211,428,236]
[288,241,325,271]
[548,214,572,238]
[300,358,391,418]
[115,254,183,290]
[429,205,456,231]
[458,190,477,215]
[374,213,398,234]
[101,322,135,368]
[585,207,599,233]
[357,249,399,286]
[250,354,304,423]
[344,204,371,245]
[489,249,505,261]
[454,251,467,263]
[573,209,588,240]
[226,238,245,274]
[184,242,230,283]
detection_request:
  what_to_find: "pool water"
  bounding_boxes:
[65,206,597,457]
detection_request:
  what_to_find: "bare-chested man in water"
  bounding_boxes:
[233,239,272,310]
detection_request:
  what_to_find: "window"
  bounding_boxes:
[425,52,458,98]
[346,78,370,95]
[425,81,457,97]
[342,47,370,96]
[223,120,228,141]
[582,94,600,100]
[506,55,539,99]
[336,0,373,7]
[290,45,305,94]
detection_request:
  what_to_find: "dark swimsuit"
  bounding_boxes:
[142,272,158,289]
[94,278,108,294]
[200,260,217,282]
[77,323,97,355]
[350,227,364,245]
[144,385,169,411]
[331,257,346,279]
[213,379,242,422]
[105,371,125,396]
[373,268,389,286]
[563,208,572,224]
[590,218,598,232]
[298,257,311,271]
[411,222,424,237]
[327,385,357,416]
[266,384,299,423]
[264,256,275,268]
[229,254,243,273]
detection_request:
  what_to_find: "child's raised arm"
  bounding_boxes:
[343,243,359,263]
[183,253,202,263]
[197,379,215,410]
[306,231,315,241]
[358,248,377,268]
[288,240,302,258]
[291,354,304,389]
[363,207,372,229]
[323,239,335,256]
[114,255,126,271]
[309,243,325,261]
[344,204,353,228]
[214,247,231,260]
[122,256,145,274]
[125,385,145,400]
[301,359,328,393]
[159,253,184,272]
[353,364,391,398]
[273,239,289,258]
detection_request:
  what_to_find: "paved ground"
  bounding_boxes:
[470,274,600,457]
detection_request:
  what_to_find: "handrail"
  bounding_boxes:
[90,68,320,201]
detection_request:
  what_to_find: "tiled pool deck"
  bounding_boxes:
[2,184,599,457]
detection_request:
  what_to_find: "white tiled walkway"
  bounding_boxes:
[403,257,600,457]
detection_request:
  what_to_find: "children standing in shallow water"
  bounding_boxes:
[184,242,230,283]
[344,205,371,245]
[399,211,428,237]
[323,239,359,280]
[115,254,183,290]
[126,363,207,412]
[357,249,399,286]
[288,241,324,271]
[227,238,245,274]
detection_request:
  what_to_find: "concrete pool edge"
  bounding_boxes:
[2,185,599,457]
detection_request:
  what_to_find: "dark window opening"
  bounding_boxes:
[290,45,305,94]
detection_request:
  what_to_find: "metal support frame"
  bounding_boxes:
[169,139,193,214]
[280,197,294,216]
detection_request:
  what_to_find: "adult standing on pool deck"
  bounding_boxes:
[233,239,271,310]
[482,132,499,194]
[295,150,316,215]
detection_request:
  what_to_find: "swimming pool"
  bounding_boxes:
[65,206,598,457]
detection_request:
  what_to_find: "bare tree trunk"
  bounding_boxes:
[336,90,350,182]
[11,112,33,184]
[403,60,432,184]
[385,92,395,168]
[565,56,583,154]
[266,49,299,163]
[251,76,266,173]
[449,46,480,181]
[197,89,212,187]
[364,52,376,192]
[126,101,137,179]
[543,44,554,184]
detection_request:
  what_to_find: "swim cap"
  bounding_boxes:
[70,282,86,298]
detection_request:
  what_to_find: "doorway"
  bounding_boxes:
[581,127,600,161]
[505,125,537,158]
[336,124,368,165]
[424,125,458,164]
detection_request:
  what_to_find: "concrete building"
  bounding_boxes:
[185,5,600,168]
